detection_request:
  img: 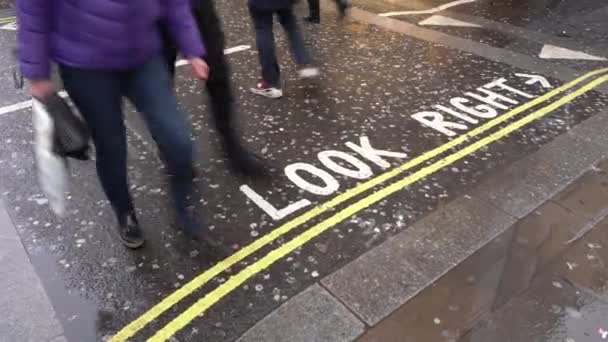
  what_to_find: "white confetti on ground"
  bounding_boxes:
[566,262,578,270]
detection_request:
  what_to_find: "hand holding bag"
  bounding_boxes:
[32,93,90,216]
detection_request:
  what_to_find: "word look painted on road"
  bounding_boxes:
[241,137,407,220]
[412,73,553,136]
[241,73,552,220]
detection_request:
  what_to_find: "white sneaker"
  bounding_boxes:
[250,80,283,99]
[298,67,320,79]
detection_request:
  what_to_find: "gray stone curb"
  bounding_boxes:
[0,200,65,342]
[236,284,365,342]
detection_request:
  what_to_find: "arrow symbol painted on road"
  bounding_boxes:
[539,44,606,61]
[515,73,552,89]
[380,0,477,17]
[418,15,481,28]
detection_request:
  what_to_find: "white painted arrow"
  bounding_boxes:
[515,73,552,89]
[539,44,606,61]
[380,0,477,17]
[418,15,481,28]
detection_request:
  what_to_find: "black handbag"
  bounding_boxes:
[41,92,91,160]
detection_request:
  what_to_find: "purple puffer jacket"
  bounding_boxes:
[17,0,206,80]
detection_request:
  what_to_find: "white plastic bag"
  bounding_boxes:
[32,97,68,217]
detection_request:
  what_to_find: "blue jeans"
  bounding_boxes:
[250,6,311,87]
[59,56,198,230]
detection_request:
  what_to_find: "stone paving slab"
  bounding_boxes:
[550,218,608,300]
[236,284,365,342]
[461,273,608,342]
[473,130,608,219]
[0,200,64,342]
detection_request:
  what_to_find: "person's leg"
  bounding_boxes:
[249,8,282,90]
[192,1,267,176]
[192,1,234,135]
[58,66,144,248]
[305,0,321,22]
[277,7,311,66]
[124,56,201,237]
[335,0,350,19]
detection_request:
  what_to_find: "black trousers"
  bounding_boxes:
[306,0,345,19]
[307,0,321,19]
[162,0,235,140]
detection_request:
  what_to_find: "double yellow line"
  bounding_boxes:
[0,16,15,25]
[112,68,608,341]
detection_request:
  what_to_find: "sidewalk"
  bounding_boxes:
[0,199,65,342]
[360,159,608,342]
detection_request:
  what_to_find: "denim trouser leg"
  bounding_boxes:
[277,8,311,66]
[59,66,133,216]
[125,57,199,233]
[60,57,199,232]
[250,8,281,87]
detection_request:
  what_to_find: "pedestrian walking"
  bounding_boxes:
[248,0,320,99]
[304,0,350,23]
[18,0,209,248]
[161,0,267,177]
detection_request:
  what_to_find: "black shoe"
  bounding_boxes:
[117,212,145,249]
[304,16,321,24]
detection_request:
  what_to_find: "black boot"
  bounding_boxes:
[116,211,145,249]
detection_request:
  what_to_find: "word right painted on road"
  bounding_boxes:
[411,73,553,136]
[241,73,554,221]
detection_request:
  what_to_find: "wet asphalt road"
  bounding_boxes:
[0,0,607,341]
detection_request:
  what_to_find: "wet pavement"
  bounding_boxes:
[359,160,608,342]
[0,0,607,341]
[353,0,608,71]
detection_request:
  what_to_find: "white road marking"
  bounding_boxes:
[539,44,607,61]
[0,91,68,117]
[515,73,552,88]
[175,45,251,67]
[380,0,477,17]
[0,21,17,31]
[224,45,251,55]
[0,46,251,117]
[418,15,481,27]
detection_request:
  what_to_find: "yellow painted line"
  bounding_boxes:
[0,16,15,24]
[150,74,608,341]
[110,67,608,341]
